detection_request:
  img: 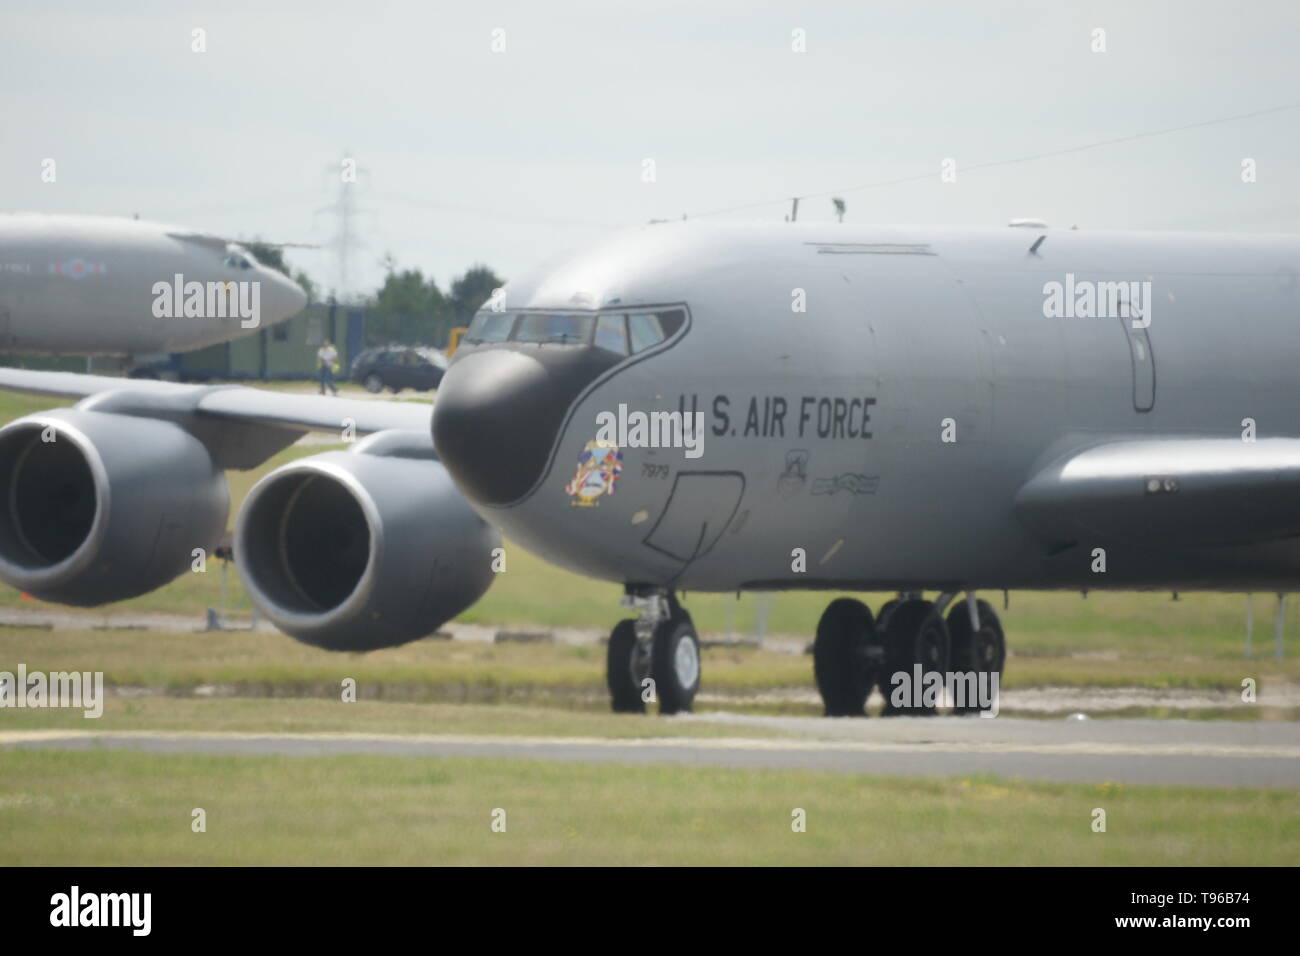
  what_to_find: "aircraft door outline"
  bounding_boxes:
[641,471,746,570]
[1122,316,1156,412]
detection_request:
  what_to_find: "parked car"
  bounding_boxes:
[350,345,449,393]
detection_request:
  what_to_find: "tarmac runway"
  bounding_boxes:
[3,715,1297,787]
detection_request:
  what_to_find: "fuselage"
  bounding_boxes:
[432,222,1300,592]
[0,213,306,356]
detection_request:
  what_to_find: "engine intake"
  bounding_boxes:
[0,410,229,605]
[235,441,499,651]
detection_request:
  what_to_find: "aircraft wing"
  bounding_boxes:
[165,231,232,252]
[167,231,320,252]
[0,368,431,468]
[1014,437,1300,547]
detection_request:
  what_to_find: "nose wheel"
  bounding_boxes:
[606,591,701,715]
[607,619,651,713]
[653,617,701,714]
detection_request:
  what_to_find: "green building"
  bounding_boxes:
[169,303,362,381]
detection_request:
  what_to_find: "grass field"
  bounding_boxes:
[1,747,1294,865]
[2,691,1295,865]
[2,625,1296,718]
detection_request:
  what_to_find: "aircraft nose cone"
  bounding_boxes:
[433,350,565,506]
[259,270,307,326]
[279,274,308,317]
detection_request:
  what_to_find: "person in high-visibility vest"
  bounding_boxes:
[316,340,340,395]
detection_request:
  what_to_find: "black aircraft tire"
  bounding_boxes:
[880,599,950,716]
[606,619,647,713]
[813,598,877,717]
[652,618,701,715]
[946,600,1005,716]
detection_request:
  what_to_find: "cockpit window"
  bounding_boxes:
[513,313,594,345]
[466,311,516,343]
[462,307,685,352]
[593,314,628,355]
[628,313,665,353]
[629,309,686,352]
[223,254,253,270]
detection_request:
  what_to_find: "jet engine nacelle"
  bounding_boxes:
[0,409,229,605]
[234,434,499,651]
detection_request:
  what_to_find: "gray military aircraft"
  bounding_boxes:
[1,221,1296,717]
[0,213,308,363]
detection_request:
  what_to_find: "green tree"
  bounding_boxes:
[370,267,453,346]
[294,270,318,305]
[449,264,506,325]
[242,240,316,303]
[241,241,290,275]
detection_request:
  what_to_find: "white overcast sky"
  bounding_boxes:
[4,0,1299,299]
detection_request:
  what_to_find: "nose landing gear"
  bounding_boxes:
[606,590,701,715]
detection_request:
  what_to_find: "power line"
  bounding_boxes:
[689,101,1300,219]
[370,192,618,230]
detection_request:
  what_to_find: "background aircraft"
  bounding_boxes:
[0,213,308,365]
[1,221,1298,719]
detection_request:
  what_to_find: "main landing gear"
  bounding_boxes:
[607,590,701,715]
[813,593,1006,717]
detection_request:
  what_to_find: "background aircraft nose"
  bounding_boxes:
[277,273,308,319]
[257,268,307,326]
[433,349,568,506]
